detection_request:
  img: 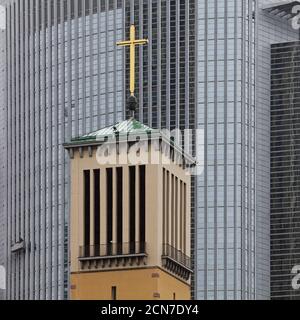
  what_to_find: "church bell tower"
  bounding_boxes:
[64,24,195,300]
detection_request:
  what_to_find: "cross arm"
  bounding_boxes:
[116,40,132,47]
[133,39,148,45]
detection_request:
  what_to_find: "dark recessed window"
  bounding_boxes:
[129,166,136,253]
[106,168,113,255]
[111,286,117,300]
[94,169,100,255]
[139,166,146,252]
[84,170,90,256]
[116,167,123,254]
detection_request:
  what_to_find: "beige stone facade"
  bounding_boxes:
[65,124,194,300]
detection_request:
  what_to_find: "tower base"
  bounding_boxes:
[70,267,191,300]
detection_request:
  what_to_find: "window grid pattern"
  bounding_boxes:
[270,41,300,301]
[5,0,124,300]
[197,0,256,300]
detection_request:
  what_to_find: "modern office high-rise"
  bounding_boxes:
[197,0,300,300]
[270,40,300,300]
[257,1,300,301]
[0,0,195,300]
[0,2,7,301]
[1,0,300,300]
[2,0,125,300]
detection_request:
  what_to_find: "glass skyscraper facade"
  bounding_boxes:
[197,0,256,300]
[256,1,300,301]
[1,0,196,300]
[0,2,7,301]
[1,0,300,300]
[3,0,124,300]
[270,41,300,300]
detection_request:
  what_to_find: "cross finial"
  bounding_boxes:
[117,24,148,117]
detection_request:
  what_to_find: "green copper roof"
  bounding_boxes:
[64,117,196,165]
[71,118,157,143]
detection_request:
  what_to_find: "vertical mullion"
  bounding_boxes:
[53,0,59,300]
[82,0,86,134]
[122,0,125,120]
[24,0,30,300]
[248,0,253,300]
[47,0,53,299]
[89,0,93,131]
[65,0,72,296]
[241,0,246,300]
[67,0,72,141]
[40,0,47,300]
[105,0,108,126]
[247,0,251,299]
[113,0,117,123]
[35,0,41,300]
[204,0,208,300]
[7,4,12,300]
[224,0,228,301]
[175,0,179,130]
[139,0,143,122]
[11,3,15,299]
[97,0,101,128]
[193,0,199,300]
[214,0,218,301]
[233,0,238,300]
[166,0,170,129]
[184,0,189,129]
[148,0,152,127]
[74,0,79,137]
[60,0,66,300]
[253,1,258,301]
[29,0,36,300]
[130,0,134,23]
[157,0,161,128]
[15,3,22,299]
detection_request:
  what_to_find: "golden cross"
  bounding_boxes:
[117,25,148,97]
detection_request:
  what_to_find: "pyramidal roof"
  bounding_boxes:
[71,118,158,143]
[64,117,196,165]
